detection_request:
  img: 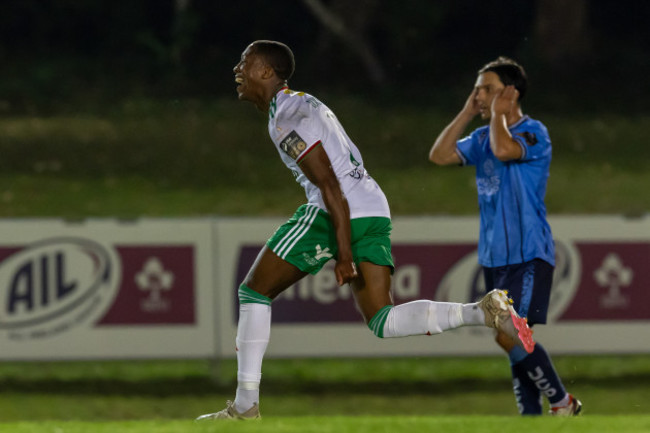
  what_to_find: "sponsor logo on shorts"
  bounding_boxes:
[314,245,333,260]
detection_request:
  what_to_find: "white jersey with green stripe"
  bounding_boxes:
[268,87,390,219]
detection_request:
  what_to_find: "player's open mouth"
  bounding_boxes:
[235,76,244,84]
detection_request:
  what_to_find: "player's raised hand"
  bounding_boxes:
[335,260,358,286]
[461,87,481,117]
[491,85,519,117]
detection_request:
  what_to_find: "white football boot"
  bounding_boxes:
[195,400,261,421]
[478,289,535,353]
[550,394,583,416]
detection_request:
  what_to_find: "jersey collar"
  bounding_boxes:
[268,86,289,120]
[508,114,529,130]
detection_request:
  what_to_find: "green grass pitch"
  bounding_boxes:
[4,416,650,433]
[1,355,649,432]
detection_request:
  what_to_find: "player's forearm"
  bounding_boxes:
[299,145,354,261]
[429,111,473,165]
[320,182,353,261]
[489,114,522,161]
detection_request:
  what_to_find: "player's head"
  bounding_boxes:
[233,40,295,111]
[473,57,527,120]
[249,40,295,81]
[478,57,527,101]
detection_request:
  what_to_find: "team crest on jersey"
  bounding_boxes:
[279,130,307,160]
[516,131,538,146]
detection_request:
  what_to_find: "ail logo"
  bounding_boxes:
[0,238,120,339]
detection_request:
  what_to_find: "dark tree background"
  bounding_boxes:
[1,0,649,114]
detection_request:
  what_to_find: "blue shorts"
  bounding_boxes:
[483,259,554,326]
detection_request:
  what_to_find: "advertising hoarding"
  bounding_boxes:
[0,219,216,360]
[2,215,647,361]
[217,215,650,358]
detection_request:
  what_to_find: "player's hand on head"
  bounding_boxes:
[462,88,481,117]
[501,85,519,105]
[335,260,358,286]
[491,85,519,116]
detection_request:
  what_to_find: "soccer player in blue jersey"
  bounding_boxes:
[429,57,581,416]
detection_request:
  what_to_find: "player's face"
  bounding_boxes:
[233,45,266,105]
[474,71,505,120]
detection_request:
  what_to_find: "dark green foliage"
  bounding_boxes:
[1,1,649,113]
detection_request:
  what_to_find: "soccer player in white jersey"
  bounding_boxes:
[429,57,581,416]
[196,41,534,421]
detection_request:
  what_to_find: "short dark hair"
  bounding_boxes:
[479,57,527,101]
[251,40,295,81]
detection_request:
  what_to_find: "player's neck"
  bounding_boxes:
[260,81,288,112]
[505,107,524,127]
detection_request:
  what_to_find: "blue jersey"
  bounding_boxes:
[456,115,555,267]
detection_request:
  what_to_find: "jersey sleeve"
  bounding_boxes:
[456,129,482,166]
[275,97,323,164]
[512,121,552,161]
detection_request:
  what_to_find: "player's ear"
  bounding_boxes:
[260,63,275,80]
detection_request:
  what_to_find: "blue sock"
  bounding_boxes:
[514,343,567,405]
[509,346,542,415]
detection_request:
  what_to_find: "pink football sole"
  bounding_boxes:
[511,312,536,353]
